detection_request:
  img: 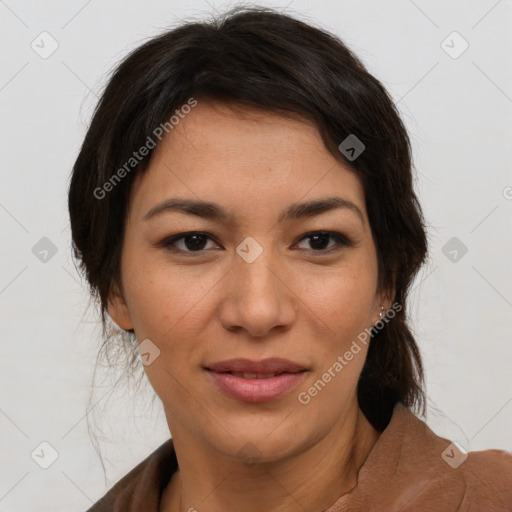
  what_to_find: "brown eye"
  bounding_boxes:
[295,231,352,253]
[162,232,220,253]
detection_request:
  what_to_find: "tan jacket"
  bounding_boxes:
[87,403,512,511]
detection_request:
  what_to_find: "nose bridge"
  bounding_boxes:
[218,235,296,336]
[235,236,281,305]
[239,248,277,293]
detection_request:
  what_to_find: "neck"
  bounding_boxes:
[161,402,380,512]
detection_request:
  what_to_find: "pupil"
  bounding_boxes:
[182,234,331,251]
[310,233,329,250]
[185,234,207,251]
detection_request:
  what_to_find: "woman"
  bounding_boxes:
[68,6,512,511]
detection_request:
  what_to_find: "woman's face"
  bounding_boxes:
[109,101,390,462]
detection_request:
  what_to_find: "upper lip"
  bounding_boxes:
[205,358,307,374]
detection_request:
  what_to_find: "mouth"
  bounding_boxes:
[217,371,302,379]
[205,357,307,374]
[204,358,308,402]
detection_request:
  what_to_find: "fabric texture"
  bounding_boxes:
[86,403,512,511]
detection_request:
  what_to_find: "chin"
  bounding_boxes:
[198,414,316,465]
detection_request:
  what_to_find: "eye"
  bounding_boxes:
[160,230,352,256]
[161,232,220,254]
[295,231,352,253]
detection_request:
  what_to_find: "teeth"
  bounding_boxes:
[231,372,281,379]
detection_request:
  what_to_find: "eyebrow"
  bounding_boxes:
[144,196,364,225]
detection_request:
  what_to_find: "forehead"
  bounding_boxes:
[154,101,332,165]
[128,101,367,224]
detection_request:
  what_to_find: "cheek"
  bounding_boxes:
[120,255,227,403]
[296,272,374,415]
[309,282,373,384]
[333,279,376,338]
[122,252,216,337]
[120,263,210,405]
[303,265,377,343]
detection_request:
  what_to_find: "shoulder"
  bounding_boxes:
[401,446,512,511]
[457,448,512,504]
[348,404,512,511]
[394,405,512,510]
[85,438,177,512]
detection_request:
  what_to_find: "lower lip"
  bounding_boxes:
[206,370,307,402]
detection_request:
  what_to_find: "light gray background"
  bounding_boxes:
[1,0,511,510]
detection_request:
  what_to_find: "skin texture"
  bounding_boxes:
[108,101,393,512]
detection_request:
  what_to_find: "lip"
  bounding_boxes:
[205,357,307,374]
[205,358,308,403]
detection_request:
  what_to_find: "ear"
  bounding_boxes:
[373,286,396,325]
[107,283,134,331]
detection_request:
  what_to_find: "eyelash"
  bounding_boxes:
[160,230,353,256]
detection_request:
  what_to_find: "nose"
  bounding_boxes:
[217,246,297,339]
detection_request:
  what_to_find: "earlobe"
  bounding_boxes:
[107,285,134,331]
[374,288,396,326]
